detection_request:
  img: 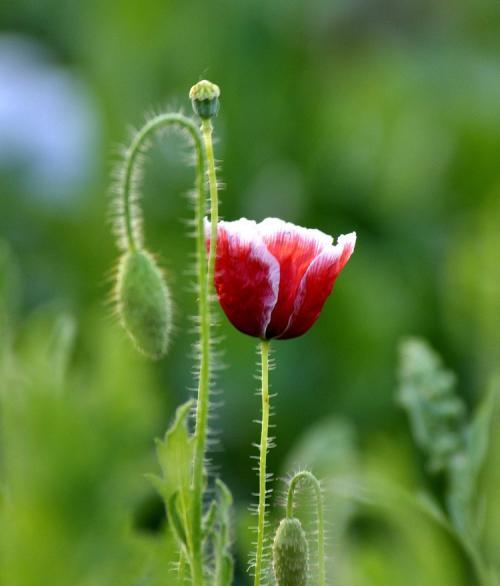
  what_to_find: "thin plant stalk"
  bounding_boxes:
[190,117,219,585]
[120,113,204,254]
[287,470,326,586]
[119,112,210,586]
[254,339,271,586]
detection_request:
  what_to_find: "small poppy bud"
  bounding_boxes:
[116,249,172,359]
[272,517,309,586]
[189,79,220,119]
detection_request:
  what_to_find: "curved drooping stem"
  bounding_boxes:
[254,339,271,586]
[119,113,206,254]
[119,113,211,586]
[287,470,326,586]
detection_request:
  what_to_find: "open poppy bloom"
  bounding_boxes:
[206,218,356,340]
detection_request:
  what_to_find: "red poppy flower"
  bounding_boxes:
[206,218,356,340]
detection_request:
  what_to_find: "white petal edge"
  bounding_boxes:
[277,231,357,338]
[205,217,280,337]
[206,217,355,338]
[257,217,333,251]
[206,217,335,251]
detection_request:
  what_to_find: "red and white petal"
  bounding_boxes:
[207,218,280,338]
[278,232,356,339]
[335,233,357,272]
[257,219,334,338]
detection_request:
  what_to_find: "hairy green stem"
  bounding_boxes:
[255,340,271,586]
[201,118,219,283]
[120,113,208,586]
[190,118,220,586]
[120,113,205,254]
[287,470,326,586]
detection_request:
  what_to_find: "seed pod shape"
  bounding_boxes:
[273,517,309,586]
[116,249,172,359]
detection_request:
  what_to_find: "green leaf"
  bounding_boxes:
[154,400,194,498]
[213,479,234,586]
[167,491,188,550]
[144,473,167,499]
[398,338,467,473]
[216,478,233,511]
[202,500,217,541]
[219,553,234,586]
[467,381,497,479]
[151,400,194,549]
[415,490,448,527]
[447,381,498,537]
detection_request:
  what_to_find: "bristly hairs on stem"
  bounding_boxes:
[286,470,326,586]
[249,339,275,586]
[109,111,209,362]
[184,80,222,585]
[109,81,224,586]
[109,112,206,253]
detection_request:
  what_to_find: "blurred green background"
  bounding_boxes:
[1,0,499,584]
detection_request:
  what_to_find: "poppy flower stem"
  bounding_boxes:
[254,339,271,586]
[286,470,326,586]
[190,117,219,585]
[201,118,219,288]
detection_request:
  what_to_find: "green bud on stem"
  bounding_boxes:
[189,79,220,119]
[116,249,172,359]
[272,517,309,586]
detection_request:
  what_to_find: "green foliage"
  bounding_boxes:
[272,517,309,586]
[116,249,172,360]
[148,401,194,554]
[337,481,469,586]
[447,381,497,538]
[0,307,177,586]
[398,338,466,474]
[398,338,499,584]
[149,406,235,585]
[213,479,234,586]
[2,0,500,582]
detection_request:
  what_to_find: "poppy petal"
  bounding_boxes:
[279,232,356,339]
[258,218,333,338]
[207,218,280,338]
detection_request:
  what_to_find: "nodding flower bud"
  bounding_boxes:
[272,517,309,586]
[115,249,172,359]
[189,79,220,119]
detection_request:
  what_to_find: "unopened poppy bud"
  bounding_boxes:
[189,79,220,119]
[272,517,309,586]
[116,249,172,359]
